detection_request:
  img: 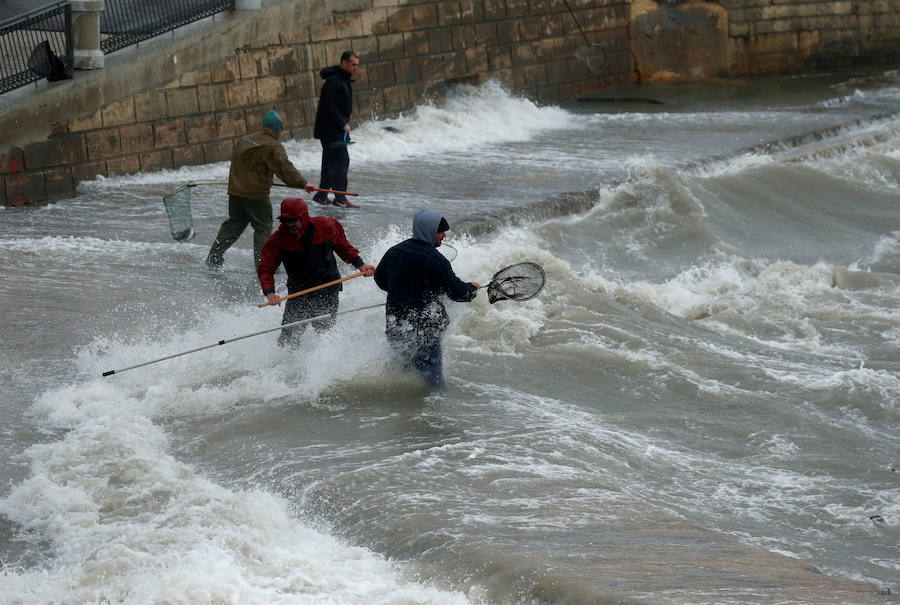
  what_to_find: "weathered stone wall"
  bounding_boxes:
[0,0,628,205]
[721,0,900,75]
[628,0,900,82]
[630,0,731,81]
[2,0,899,205]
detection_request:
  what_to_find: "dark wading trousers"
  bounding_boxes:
[314,140,350,205]
[410,340,444,387]
[385,323,446,388]
[206,195,272,268]
[278,287,340,347]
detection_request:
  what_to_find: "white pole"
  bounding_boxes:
[102,303,385,377]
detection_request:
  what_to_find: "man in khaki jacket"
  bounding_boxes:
[206,109,315,269]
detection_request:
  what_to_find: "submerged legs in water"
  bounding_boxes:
[412,340,444,387]
[278,287,339,347]
[386,330,445,387]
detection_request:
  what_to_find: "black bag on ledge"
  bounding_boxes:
[27,40,72,82]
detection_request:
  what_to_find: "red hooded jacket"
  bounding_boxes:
[258,198,364,294]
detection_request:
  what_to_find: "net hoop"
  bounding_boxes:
[439,243,458,262]
[486,262,546,304]
[575,43,608,74]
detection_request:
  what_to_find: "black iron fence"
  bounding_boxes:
[0,0,234,95]
[0,1,72,95]
[100,0,234,54]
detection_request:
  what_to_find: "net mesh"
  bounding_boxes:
[575,44,608,74]
[162,185,195,241]
[487,262,545,304]
[439,243,458,262]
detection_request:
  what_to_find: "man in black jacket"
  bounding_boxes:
[313,51,359,208]
[374,210,480,387]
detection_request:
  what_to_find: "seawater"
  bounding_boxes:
[1,74,898,604]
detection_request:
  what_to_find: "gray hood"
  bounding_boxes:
[412,210,444,246]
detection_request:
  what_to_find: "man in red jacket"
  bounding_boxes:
[258,198,375,346]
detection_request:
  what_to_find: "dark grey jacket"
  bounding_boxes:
[313,65,352,142]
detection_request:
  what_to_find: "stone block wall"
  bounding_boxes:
[628,0,900,82]
[2,0,899,205]
[1,0,628,205]
[719,0,900,75]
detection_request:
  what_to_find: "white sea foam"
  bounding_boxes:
[449,228,565,357]
[0,234,190,255]
[764,364,900,407]
[782,115,900,164]
[76,291,395,418]
[871,231,900,264]
[77,80,574,192]
[621,257,897,354]
[0,411,471,604]
[77,162,231,192]
[337,80,573,165]
[746,432,800,459]
[690,151,775,178]
[626,259,750,319]
[820,83,900,108]
[0,244,478,601]
[819,88,868,107]
[2,312,471,603]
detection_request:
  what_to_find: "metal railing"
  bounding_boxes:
[0,0,235,95]
[100,0,234,54]
[0,1,72,95]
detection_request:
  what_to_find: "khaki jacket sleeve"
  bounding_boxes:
[268,144,307,189]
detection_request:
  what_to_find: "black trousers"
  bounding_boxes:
[278,286,339,347]
[316,139,350,203]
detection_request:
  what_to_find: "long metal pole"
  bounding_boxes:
[101,302,385,377]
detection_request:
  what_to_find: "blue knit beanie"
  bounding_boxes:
[262,109,283,133]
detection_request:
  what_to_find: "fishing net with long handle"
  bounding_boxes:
[574,43,608,74]
[161,181,229,242]
[162,180,361,241]
[562,0,608,74]
[162,184,196,242]
[485,262,546,304]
